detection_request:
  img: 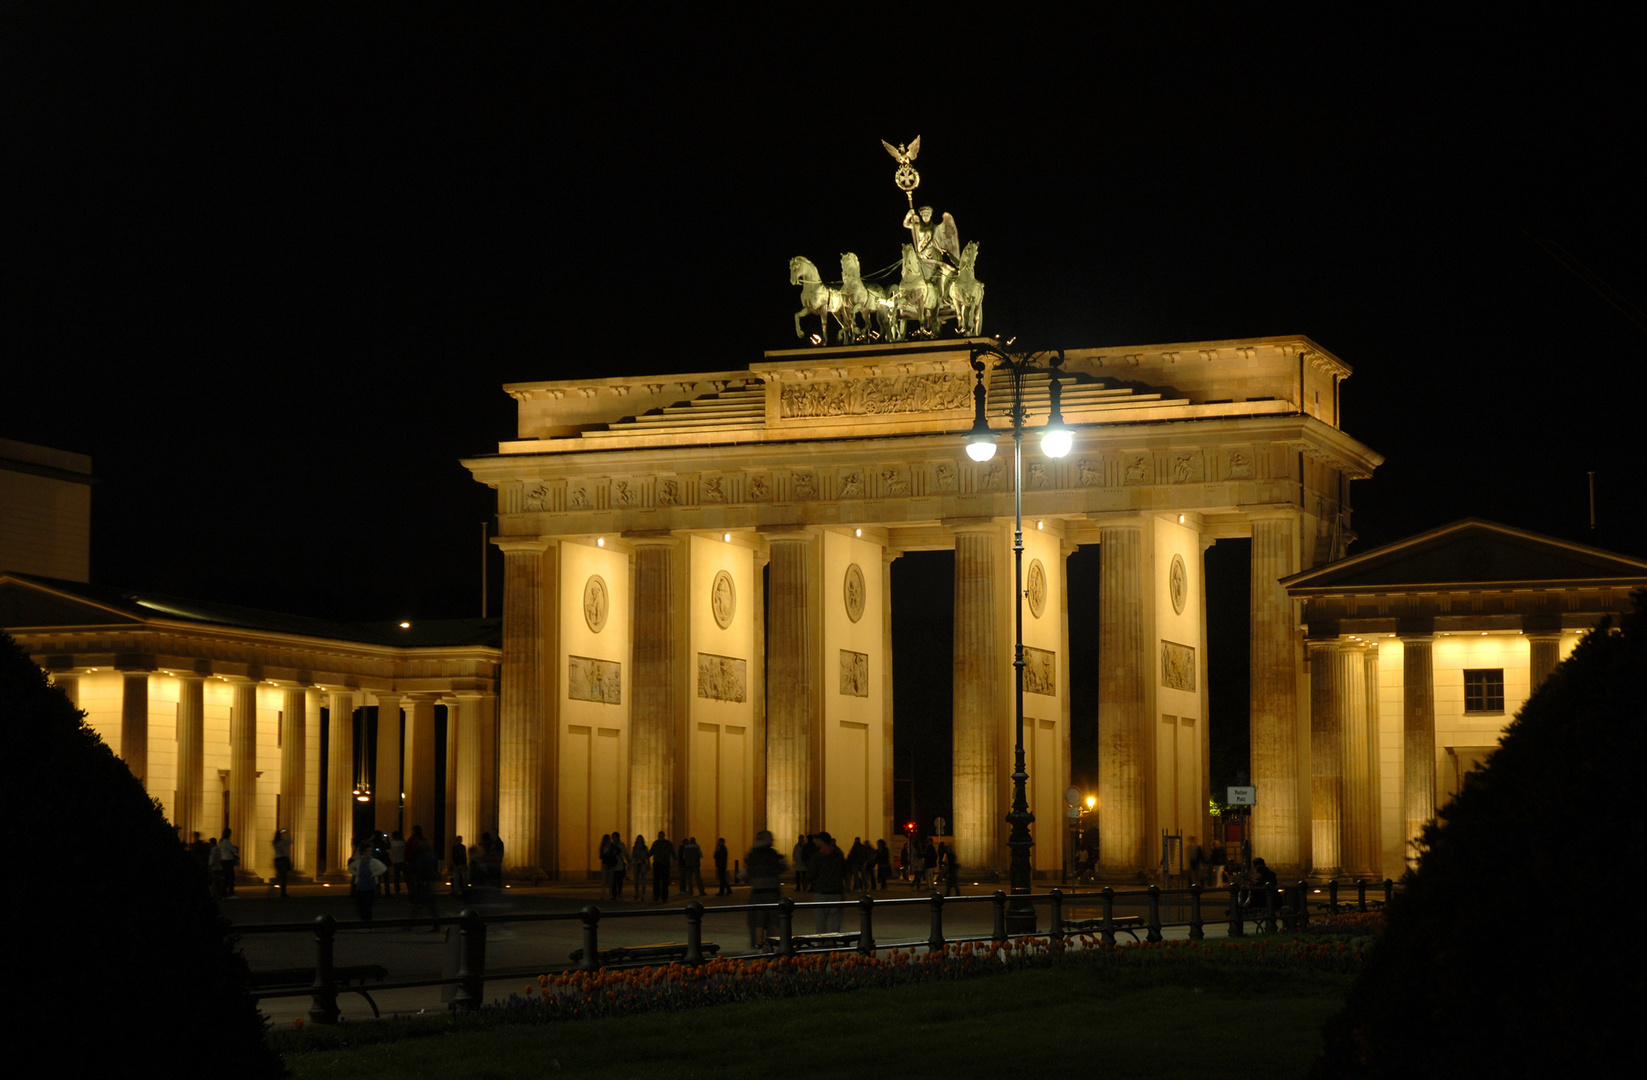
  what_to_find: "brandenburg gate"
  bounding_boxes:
[463,333,1381,880]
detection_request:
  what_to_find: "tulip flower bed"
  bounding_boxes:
[480,932,1373,1026]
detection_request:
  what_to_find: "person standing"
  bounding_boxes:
[389,830,407,894]
[206,837,223,899]
[271,829,292,898]
[874,839,891,890]
[943,846,962,897]
[806,831,846,932]
[792,835,807,891]
[450,835,469,896]
[216,830,239,898]
[1209,842,1227,887]
[681,836,704,896]
[744,830,786,949]
[609,832,628,899]
[631,835,650,900]
[713,838,731,896]
[651,831,676,902]
[347,840,386,923]
[1186,836,1205,887]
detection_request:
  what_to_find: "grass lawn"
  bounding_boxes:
[285,960,1350,1079]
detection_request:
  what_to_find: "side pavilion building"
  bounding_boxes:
[464,334,1382,880]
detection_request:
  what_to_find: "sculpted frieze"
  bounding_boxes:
[1161,641,1195,691]
[778,372,970,419]
[1024,647,1055,696]
[569,656,621,704]
[697,653,747,703]
[1124,454,1153,485]
[934,462,956,491]
[840,649,869,697]
[1171,452,1204,484]
[840,469,864,498]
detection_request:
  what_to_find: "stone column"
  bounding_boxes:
[751,548,769,833]
[1098,521,1147,873]
[1307,640,1344,879]
[228,678,258,877]
[498,537,553,878]
[630,538,681,841]
[326,690,356,872]
[175,674,206,844]
[953,524,1002,872]
[442,702,458,860]
[1528,632,1562,692]
[1250,515,1304,876]
[453,693,485,852]
[1401,633,1436,863]
[1360,644,1384,878]
[53,673,79,709]
[374,692,403,835]
[881,548,899,844]
[403,695,438,844]
[120,670,150,788]
[766,533,818,847]
[280,686,307,872]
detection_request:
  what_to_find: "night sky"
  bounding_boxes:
[8,13,1645,823]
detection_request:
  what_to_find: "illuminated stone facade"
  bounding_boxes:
[465,335,1381,880]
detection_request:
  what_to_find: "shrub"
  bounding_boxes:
[0,632,281,1077]
[1313,595,1645,1076]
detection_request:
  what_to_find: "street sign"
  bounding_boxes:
[1227,786,1256,805]
[1067,806,1081,818]
[1064,786,1081,807]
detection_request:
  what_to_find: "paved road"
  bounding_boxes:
[228,879,1280,1026]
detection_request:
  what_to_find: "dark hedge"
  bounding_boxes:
[0,631,281,1077]
[1313,595,1644,1076]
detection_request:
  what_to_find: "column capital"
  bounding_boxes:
[625,531,682,547]
[493,535,554,554]
[1395,616,1435,639]
[757,526,816,542]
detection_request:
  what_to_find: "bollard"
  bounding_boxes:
[778,897,796,957]
[858,895,876,955]
[1383,878,1395,907]
[991,890,1008,943]
[685,900,705,964]
[307,914,339,1026]
[1049,888,1064,942]
[1146,885,1163,942]
[1228,882,1244,937]
[1328,878,1340,915]
[1356,878,1368,913]
[453,908,486,1011]
[927,893,946,951]
[1264,884,1279,933]
[579,904,602,972]
[1188,883,1204,941]
[1100,887,1116,946]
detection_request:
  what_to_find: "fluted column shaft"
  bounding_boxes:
[120,671,149,788]
[498,539,551,876]
[280,687,308,871]
[630,540,680,840]
[953,527,1001,872]
[453,693,484,851]
[1528,633,1562,692]
[229,679,258,875]
[403,695,438,842]
[1098,524,1146,872]
[881,549,898,844]
[767,536,817,847]
[442,702,458,858]
[1308,642,1344,878]
[374,693,403,835]
[1250,516,1303,875]
[326,691,356,870]
[1361,645,1384,878]
[175,675,206,843]
[1402,635,1436,862]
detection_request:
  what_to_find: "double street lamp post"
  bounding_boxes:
[965,343,1072,933]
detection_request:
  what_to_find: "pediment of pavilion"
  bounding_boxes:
[1283,520,1647,595]
[0,573,146,631]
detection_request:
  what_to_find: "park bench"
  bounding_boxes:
[248,964,389,1017]
[1063,916,1143,943]
[568,941,721,966]
[788,931,861,951]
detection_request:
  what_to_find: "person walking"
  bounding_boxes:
[206,837,223,899]
[389,830,407,894]
[874,839,891,890]
[631,835,650,900]
[1186,836,1205,887]
[943,846,962,897]
[744,830,786,949]
[713,837,731,896]
[806,831,846,932]
[270,829,292,898]
[599,832,616,898]
[792,835,807,891]
[651,831,676,902]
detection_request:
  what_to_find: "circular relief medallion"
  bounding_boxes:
[582,574,609,633]
[1169,554,1187,616]
[711,569,736,629]
[843,563,866,623]
[1026,559,1047,619]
